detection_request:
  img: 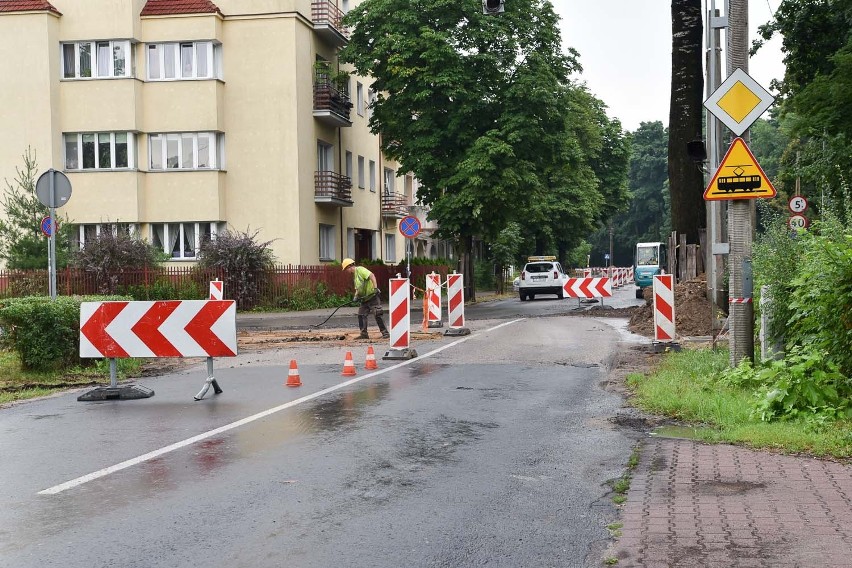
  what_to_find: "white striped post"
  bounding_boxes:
[426,272,442,327]
[653,274,676,344]
[209,279,223,300]
[444,272,470,336]
[383,277,418,360]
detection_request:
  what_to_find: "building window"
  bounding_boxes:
[151,222,217,259]
[384,168,395,193]
[319,224,335,260]
[369,160,376,192]
[385,234,396,262]
[148,132,220,170]
[367,87,376,119]
[317,140,333,171]
[73,223,137,249]
[345,151,353,180]
[64,132,134,170]
[147,41,218,80]
[62,41,132,79]
[356,82,364,116]
[357,155,365,189]
[342,0,350,13]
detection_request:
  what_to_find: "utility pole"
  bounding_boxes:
[725,0,755,365]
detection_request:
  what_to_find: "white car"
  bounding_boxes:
[518,256,569,301]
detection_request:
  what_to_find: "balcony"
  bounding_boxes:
[315,171,353,206]
[313,81,352,127]
[382,191,410,219]
[312,0,349,48]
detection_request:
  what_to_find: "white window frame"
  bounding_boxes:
[75,223,138,249]
[148,132,219,171]
[319,224,335,261]
[385,233,396,262]
[356,82,364,116]
[147,41,218,81]
[345,151,353,180]
[64,132,135,170]
[317,140,333,172]
[61,40,132,79]
[369,160,376,192]
[151,222,218,260]
[383,167,395,193]
[357,155,365,189]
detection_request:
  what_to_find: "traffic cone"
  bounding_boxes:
[341,351,357,376]
[286,359,302,387]
[365,345,378,370]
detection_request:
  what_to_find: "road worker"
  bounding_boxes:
[342,258,390,339]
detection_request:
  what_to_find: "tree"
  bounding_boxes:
[0,148,71,269]
[668,0,706,243]
[198,228,275,310]
[71,230,162,294]
[341,0,622,297]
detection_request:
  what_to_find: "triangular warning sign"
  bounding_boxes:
[704,137,777,201]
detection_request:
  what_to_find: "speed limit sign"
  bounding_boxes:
[788,195,808,214]
[788,214,809,230]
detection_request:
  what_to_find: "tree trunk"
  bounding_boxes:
[668,0,706,244]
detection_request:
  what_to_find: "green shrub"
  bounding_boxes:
[0,295,129,371]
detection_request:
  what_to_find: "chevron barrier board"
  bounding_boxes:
[653,275,676,342]
[563,277,612,298]
[80,300,237,358]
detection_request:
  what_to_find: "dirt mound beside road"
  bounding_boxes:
[628,274,719,338]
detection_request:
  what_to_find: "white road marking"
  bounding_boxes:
[39,319,523,495]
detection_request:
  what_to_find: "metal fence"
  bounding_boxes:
[0,264,451,310]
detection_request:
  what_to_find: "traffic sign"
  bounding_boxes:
[788,195,808,214]
[80,300,237,358]
[704,68,775,136]
[788,214,809,230]
[40,216,55,237]
[35,169,72,208]
[704,138,777,201]
[399,215,421,239]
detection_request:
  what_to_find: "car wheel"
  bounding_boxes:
[529,294,535,301]
[519,293,526,301]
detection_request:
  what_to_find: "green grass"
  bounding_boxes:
[0,350,142,405]
[627,347,852,459]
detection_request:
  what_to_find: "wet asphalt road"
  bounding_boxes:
[0,288,646,568]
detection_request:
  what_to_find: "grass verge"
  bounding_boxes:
[0,350,142,405]
[627,347,852,459]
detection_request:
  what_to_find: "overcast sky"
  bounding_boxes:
[553,1,786,132]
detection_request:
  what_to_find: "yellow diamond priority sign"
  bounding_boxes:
[704,138,777,201]
[704,68,775,136]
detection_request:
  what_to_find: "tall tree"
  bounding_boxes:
[341,0,621,295]
[668,0,706,243]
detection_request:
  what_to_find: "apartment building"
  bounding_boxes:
[0,0,422,266]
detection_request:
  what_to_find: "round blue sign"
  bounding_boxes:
[40,216,54,237]
[399,215,422,239]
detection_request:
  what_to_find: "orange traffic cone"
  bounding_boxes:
[286,359,302,387]
[365,345,378,370]
[341,351,357,376]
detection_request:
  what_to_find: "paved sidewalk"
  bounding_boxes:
[608,438,852,567]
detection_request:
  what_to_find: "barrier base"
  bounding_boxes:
[428,321,443,328]
[383,347,418,360]
[652,341,681,353]
[444,327,471,337]
[78,384,155,402]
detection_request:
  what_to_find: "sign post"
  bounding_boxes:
[398,215,421,281]
[35,169,72,300]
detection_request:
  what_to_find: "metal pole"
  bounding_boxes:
[48,169,57,300]
[706,0,727,311]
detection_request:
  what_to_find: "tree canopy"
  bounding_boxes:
[341,0,629,268]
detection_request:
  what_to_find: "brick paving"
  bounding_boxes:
[607,438,852,567]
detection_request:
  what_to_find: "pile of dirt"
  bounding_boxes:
[628,274,720,338]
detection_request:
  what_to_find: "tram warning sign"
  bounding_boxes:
[704,137,777,201]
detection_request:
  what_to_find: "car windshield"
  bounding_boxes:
[636,247,659,266]
[526,263,553,273]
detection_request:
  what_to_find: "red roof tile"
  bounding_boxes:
[141,0,222,17]
[0,1,61,15]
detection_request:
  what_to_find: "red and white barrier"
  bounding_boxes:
[653,274,676,342]
[445,272,470,336]
[388,277,410,349]
[563,277,612,298]
[426,272,442,326]
[209,279,223,300]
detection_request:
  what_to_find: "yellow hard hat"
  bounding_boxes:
[341,258,355,270]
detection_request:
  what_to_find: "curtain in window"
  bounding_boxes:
[197,43,209,77]
[183,223,196,257]
[181,43,193,78]
[168,223,180,257]
[97,42,110,77]
[163,44,176,79]
[147,45,160,79]
[62,44,76,78]
[113,43,126,77]
[153,224,165,252]
[79,43,92,78]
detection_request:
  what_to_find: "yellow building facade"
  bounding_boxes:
[0,0,416,266]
